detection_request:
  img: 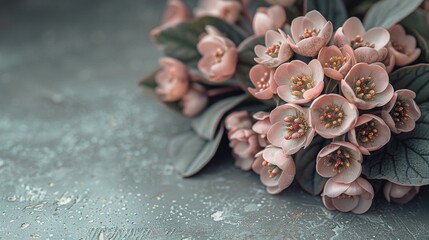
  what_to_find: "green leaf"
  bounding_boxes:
[236,35,265,90]
[154,16,246,63]
[363,0,423,29]
[306,0,347,30]
[294,135,329,195]
[401,10,429,39]
[389,64,429,104]
[406,28,429,62]
[171,125,225,177]
[138,69,159,89]
[192,94,248,140]
[362,107,429,186]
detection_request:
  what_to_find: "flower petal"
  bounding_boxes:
[332,159,361,184]
[322,178,349,197]
[342,17,365,41]
[332,197,359,212]
[281,135,306,155]
[267,121,287,147]
[352,198,372,214]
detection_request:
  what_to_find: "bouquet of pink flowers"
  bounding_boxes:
[140,0,429,214]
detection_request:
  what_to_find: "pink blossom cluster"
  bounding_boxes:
[154,57,209,117]
[151,0,247,116]
[225,9,422,214]
[149,0,424,214]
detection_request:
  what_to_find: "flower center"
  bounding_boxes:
[323,147,352,173]
[262,160,282,178]
[299,28,320,40]
[283,114,309,140]
[391,41,411,56]
[336,193,357,200]
[354,76,377,101]
[351,35,375,49]
[256,71,270,92]
[391,99,411,126]
[289,73,314,97]
[212,48,225,64]
[324,56,347,70]
[319,104,344,129]
[265,42,281,58]
[356,120,378,143]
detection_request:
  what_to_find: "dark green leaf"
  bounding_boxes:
[138,69,159,89]
[294,135,329,195]
[306,0,347,29]
[236,35,265,90]
[362,107,429,186]
[401,10,429,39]
[154,16,246,62]
[389,64,429,104]
[171,125,225,177]
[406,28,429,62]
[363,0,423,29]
[192,94,248,140]
[238,35,265,66]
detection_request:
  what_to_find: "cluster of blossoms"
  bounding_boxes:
[223,9,422,213]
[151,0,297,116]
[147,0,427,214]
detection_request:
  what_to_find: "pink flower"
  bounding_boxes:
[265,0,295,7]
[334,17,390,63]
[197,26,238,82]
[251,150,264,174]
[316,141,362,184]
[253,5,286,36]
[161,0,191,27]
[267,104,315,155]
[248,64,277,100]
[348,114,391,155]
[252,146,295,194]
[341,63,394,110]
[180,85,208,117]
[155,57,190,102]
[309,94,359,139]
[322,177,374,214]
[254,29,293,68]
[225,111,253,133]
[379,46,396,73]
[275,59,324,104]
[388,24,421,66]
[229,129,260,171]
[150,0,191,40]
[384,182,420,204]
[318,45,355,80]
[287,10,333,57]
[252,111,271,147]
[195,0,242,24]
[381,89,421,134]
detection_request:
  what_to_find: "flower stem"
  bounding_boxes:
[324,78,339,94]
[206,87,241,97]
[241,0,253,28]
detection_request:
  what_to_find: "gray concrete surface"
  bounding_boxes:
[0,0,428,239]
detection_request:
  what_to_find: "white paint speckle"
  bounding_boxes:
[56,196,72,206]
[211,211,224,221]
[244,204,259,212]
[20,223,30,229]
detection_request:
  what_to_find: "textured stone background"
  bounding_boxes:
[0,0,428,239]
